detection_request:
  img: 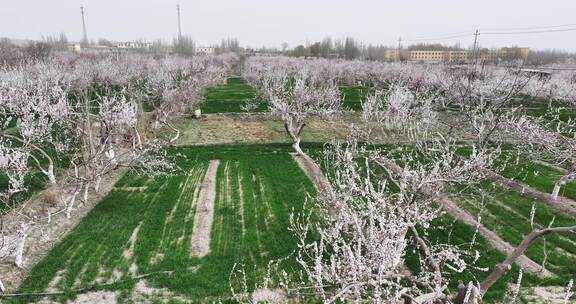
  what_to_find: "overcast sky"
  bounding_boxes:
[1,0,575,51]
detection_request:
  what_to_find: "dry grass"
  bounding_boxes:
[162,111,476,146]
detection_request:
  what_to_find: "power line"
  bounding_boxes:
[479,23,576,32]
[407,31,472,40]
[403,33,472,42]
[398,23,576,44]
[483,28,576,35]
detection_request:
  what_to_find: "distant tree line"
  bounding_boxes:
[283,39,470,61]
[3,33,576,65]
[527,49,576,65]
[282,37,576,64]
[284,37,391,61]
[173,35,196,56]
[0,36,61,67]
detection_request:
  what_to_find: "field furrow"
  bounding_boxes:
[15,144,315,303]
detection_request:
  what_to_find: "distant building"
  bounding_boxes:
[478,49,500,62]
[68,43,82,53]
[384,49,402,61]
[384,47,530,63]
[195,46,215,54]
[446,50,469,63]
[500,47,530,62]
[409,50,446,62]
[116,41,152,50]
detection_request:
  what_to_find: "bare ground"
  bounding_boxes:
[291,153,331,193]
[293,153,554,277]
[486,169,576,218]
[532,159,568,173]
[0,168,126,292]
[520,286,572,303]
[164,112,475,146]
[190,159,220,258]
[438,193,554,276]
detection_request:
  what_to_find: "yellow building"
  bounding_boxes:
[446,51,469,62]
[408,50,446,62]
[500,47,530,61]
[384,47,529,63]
[478,49,500,62]
[384,49,402,61]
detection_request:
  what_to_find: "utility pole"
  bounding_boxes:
[472,30,480,65]
[80,6,88,46]
[397,37,402,62]
[176,4,182,41]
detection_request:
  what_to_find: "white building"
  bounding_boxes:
[68,43,82,53]
[116,41,152,50]
[195,46,215,54]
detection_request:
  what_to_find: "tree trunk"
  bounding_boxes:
[165,121,180,143]
[479,226,576,297]
[552,171,575,200]
[105,147,118,168]
[292,137,304,155]
[94,176,102,192]
[82,183,90,203]
[66,185,82,219]
[46,163,56,185]
[456,283,481,304]
[152,119,160,130]
[170,129,180,143]
[15,224,30,268]
[134,128,142,150]
[3,136,57,185]
[552,182,562,200]
[284,121,305,155]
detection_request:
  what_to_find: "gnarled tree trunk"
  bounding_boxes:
[284,120,305,155]
[14,223,31,268]
[552,169,576,200]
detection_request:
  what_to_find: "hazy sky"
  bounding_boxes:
[1,0,575,51]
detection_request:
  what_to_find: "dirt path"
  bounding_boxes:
[0,168,127,292]
[375,157,555,277]
[437,193,553,276]
[190,160,220,258]
[291,153,331,193]
[532,159,568,173]
[486,170,576,218]
[167,112,476,146]
[291,152,552,276]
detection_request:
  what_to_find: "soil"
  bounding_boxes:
[291,153,331,193]
[190,160,220,258]
[486,169,576,218]
[167,112,477,146]
[520,286,572,303]
[439,193,554,276]
[372,157,554,276]
[0,168,126,292]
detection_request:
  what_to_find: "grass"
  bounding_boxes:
[201,77,267,114]
[15,144,315,303]
[339,85,374,111]
[0,142,70,214]
[510,97,576,122]
[407,214,535,303]
[452,180,576,279]
[14,142,574,303]
[200,77,374,113]
[495,149,576,201]
[309,144,550,302]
